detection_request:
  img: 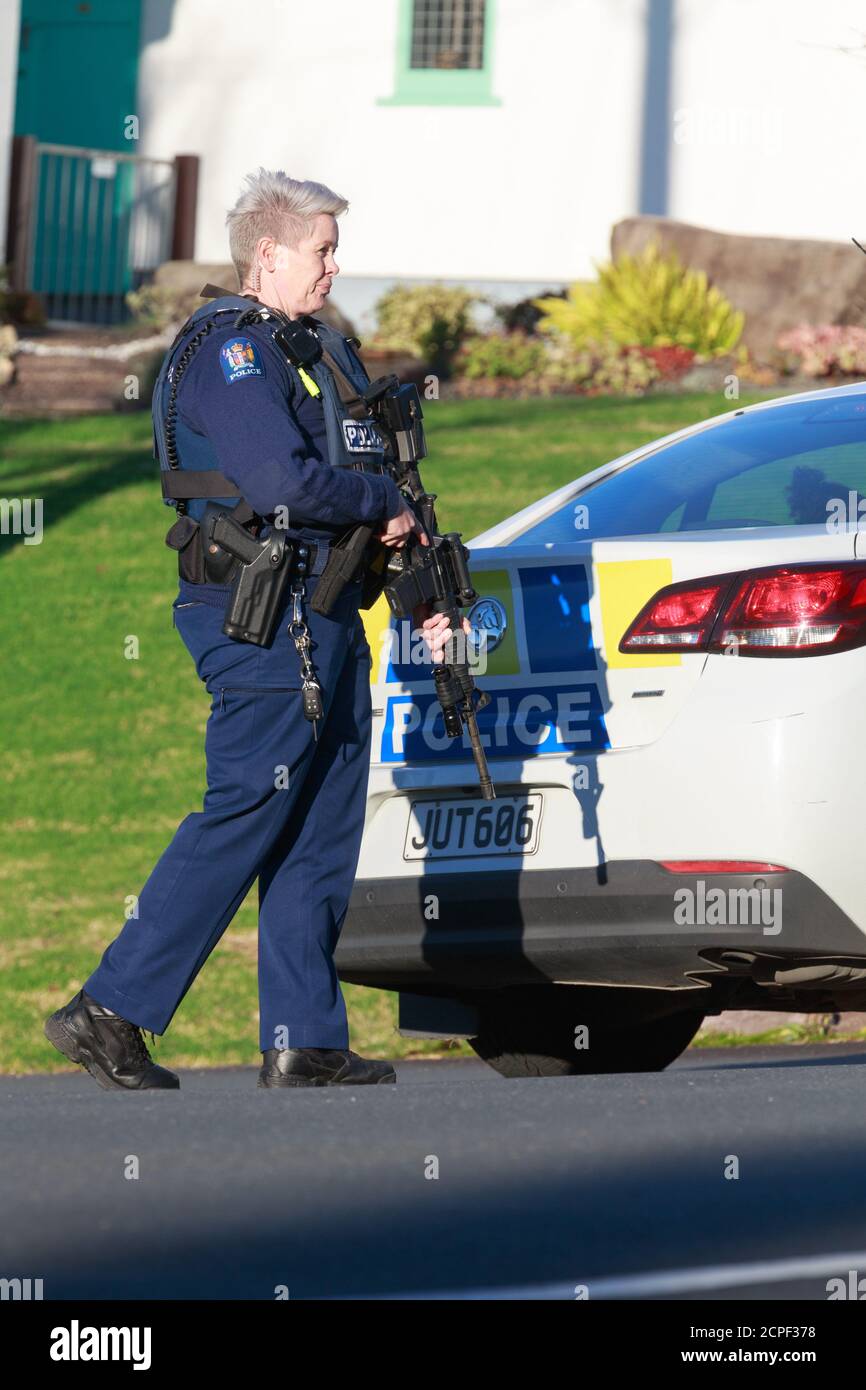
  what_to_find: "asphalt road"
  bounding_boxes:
[3,1044,866,1300]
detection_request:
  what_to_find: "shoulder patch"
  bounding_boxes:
[220,337,265,384]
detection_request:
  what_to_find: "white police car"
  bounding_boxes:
[337,382,866,1077]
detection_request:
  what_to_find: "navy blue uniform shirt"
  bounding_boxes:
[172,317,403,608]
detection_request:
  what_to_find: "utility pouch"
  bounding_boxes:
[165,513,206,585]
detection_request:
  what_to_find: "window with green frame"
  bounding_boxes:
[379,0,500,106]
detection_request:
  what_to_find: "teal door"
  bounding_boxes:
[14,0,143,320]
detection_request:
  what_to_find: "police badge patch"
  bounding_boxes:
[220,337,265,384]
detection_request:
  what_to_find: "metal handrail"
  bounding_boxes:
[35,142,176,169]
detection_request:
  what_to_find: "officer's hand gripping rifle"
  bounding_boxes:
[362,375,496,801]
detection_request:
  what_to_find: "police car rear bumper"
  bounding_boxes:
[336,860,866,995]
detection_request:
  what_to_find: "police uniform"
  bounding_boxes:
[81,292,404,1053]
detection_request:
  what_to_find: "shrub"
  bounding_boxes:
[535,243,744,358]
[372,283,479,374]
[589,344,660,395]
[457,331,548,380]
[126,282,201,332]
[639,344,695,379]
[535,335,597,389]
[0,265,44,328]
[776,324,866,377]
[453,332,659,397]
[733,344,779,387]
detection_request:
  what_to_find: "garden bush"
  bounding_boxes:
[534,243,744,358]
[453,333,659,397]
[457,331,548,380]
[776,324,866,377]
[126,281,201,332]
[372,283,479,375]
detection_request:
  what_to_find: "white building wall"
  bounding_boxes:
[671,0,866,242]
[137,0,645,283]
[135,0,866,324]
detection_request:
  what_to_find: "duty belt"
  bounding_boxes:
[274,536,331,578]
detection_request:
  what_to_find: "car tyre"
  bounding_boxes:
[468,986,705,1078]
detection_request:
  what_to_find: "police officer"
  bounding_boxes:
[44,169,449,1090]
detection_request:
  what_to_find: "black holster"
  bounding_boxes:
[165,504,249,586]
[359,539,391,610]
[310,523,373,615]
[310,525,393,616]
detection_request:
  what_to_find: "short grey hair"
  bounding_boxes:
[226,168,349,285]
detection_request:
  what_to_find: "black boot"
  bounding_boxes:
[258,1047,396,1087]
[44,989,180,1091]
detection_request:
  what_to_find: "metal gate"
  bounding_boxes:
[13,142,179,325]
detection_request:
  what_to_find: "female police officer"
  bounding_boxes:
[45,169,453,1090]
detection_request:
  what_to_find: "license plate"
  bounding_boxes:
[403,793,543,861]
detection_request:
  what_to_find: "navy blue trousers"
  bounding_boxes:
[84,575,372,1051]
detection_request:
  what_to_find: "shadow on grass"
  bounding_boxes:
[0,439,156,558]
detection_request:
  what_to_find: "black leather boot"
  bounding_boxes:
[258,1047,396,1087]
[44,989,180,1091]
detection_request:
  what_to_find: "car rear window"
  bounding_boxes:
[510,395,866,544]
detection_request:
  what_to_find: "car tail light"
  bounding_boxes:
[715,566,866,652]
[620,562,866,657]
[659,860,789,873]
[619,579,730,651]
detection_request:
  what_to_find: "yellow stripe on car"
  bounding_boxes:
[362,595,392,685]
[597,558,681,668]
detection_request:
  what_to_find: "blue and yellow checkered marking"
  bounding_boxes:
[367,557,677,762]
[519,564,597,673]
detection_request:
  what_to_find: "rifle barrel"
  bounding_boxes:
[463,704,496,800]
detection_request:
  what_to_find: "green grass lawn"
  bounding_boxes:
[0,391,768,1073]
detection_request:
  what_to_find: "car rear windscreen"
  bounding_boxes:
[511,395,866,544]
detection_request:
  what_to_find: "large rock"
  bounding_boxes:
[153,260,238,294]
[152,260,357,337]
[611,216,866,356]
[0,323,18,388]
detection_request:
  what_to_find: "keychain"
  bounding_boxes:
[288,546,324,737]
